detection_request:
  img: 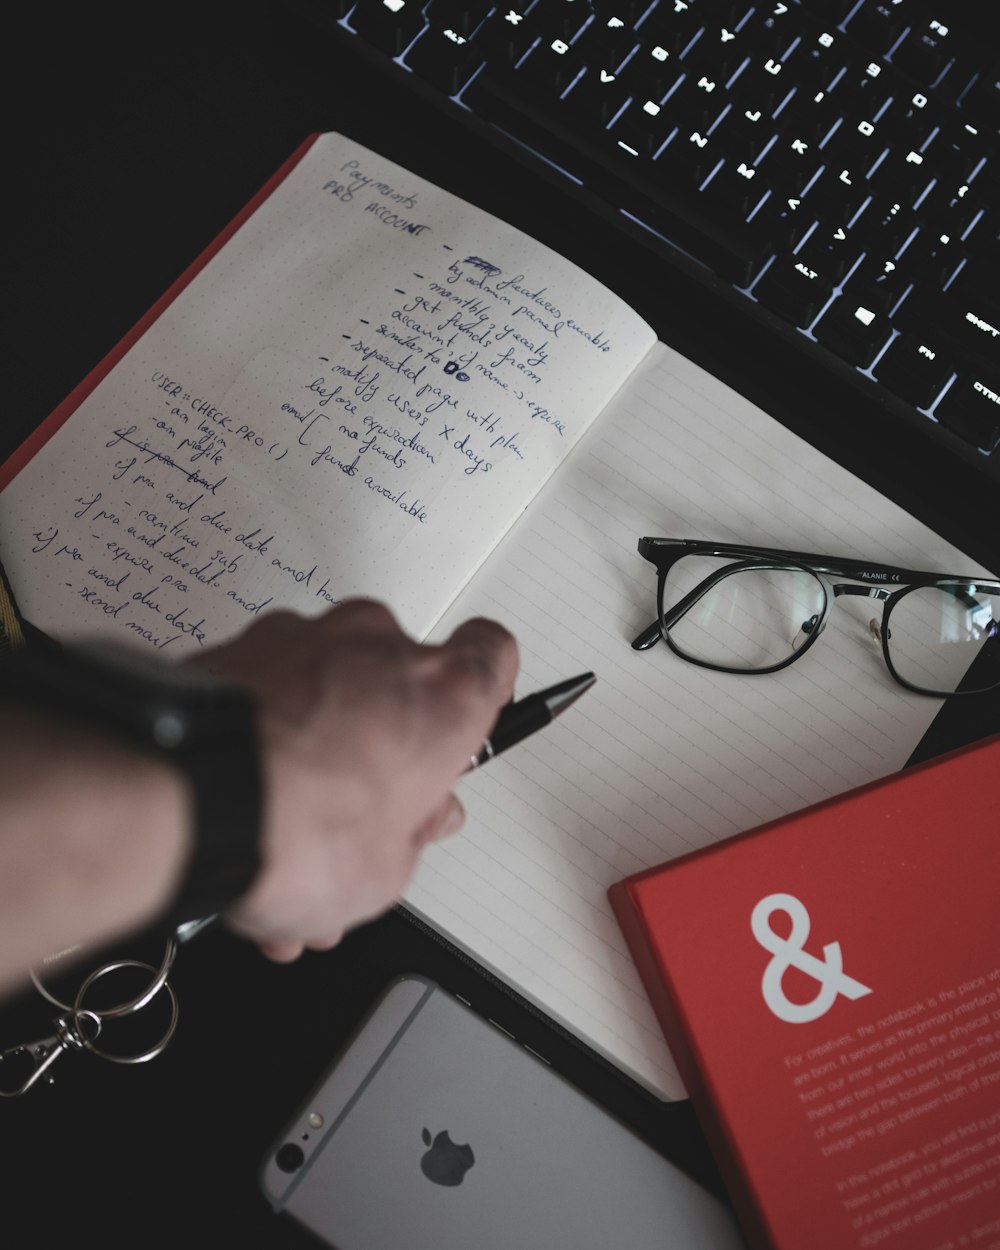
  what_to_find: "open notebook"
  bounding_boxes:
[0,131,992,1100]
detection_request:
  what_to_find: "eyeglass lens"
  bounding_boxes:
[662,556,827,670]
[660,557,999,694]
[886,583,999,695]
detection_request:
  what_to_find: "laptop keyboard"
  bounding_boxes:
[283,0,1000,478]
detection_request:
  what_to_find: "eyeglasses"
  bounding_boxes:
[632,539,1000,697]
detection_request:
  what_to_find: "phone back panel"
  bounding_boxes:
[260,975,745,1250]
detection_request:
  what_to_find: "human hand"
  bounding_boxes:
[184,599,518,963]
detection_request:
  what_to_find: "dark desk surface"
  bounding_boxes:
[4,4,997,1246]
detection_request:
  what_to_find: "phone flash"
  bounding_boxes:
[307,1112,325,1130]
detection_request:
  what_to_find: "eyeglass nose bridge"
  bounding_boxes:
[832,582,893,646]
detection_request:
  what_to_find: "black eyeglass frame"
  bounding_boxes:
[631,538,1000,697]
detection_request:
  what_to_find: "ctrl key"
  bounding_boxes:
[933,369,1000,454]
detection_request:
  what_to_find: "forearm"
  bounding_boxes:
[0,708,190,994]
[0,600,517,991]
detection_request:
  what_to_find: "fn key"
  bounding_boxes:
[933,370,1000,454]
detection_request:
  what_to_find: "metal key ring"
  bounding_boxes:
[30,938,177,1019]
[73,960,179,1065]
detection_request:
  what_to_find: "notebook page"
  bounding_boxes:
[0,133,653,650]
[415,340,997,1101]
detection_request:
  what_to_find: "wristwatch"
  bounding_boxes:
[0,640,263,929]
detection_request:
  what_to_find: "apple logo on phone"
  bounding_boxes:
[420,1128,475,1186]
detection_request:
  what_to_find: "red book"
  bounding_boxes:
[609,734,1000,1250]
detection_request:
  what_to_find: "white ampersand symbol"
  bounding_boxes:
[751,892,872,1024]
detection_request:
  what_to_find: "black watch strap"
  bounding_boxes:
[159,715,263,929]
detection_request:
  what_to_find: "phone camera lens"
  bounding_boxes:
[275,1143,306,1173]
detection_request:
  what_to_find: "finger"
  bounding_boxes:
[443,617,519,702]
[257,938,306,963]
[316,597,408,639]
[412,793,465,848]
[304,932,345,953]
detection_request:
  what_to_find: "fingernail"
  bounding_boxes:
[440,794,465,838]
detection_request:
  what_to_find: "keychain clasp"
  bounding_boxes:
[0,1010,101,1097]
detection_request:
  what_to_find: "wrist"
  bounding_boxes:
[0,707,191,979]
[1,641,263,937]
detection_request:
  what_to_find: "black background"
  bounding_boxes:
[3,3,997,1246]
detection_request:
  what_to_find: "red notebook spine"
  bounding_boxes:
[609,878,775,1249]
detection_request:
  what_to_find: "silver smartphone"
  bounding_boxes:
[260,974,746,1250]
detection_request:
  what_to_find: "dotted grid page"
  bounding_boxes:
[416,340,997,1101]
[0,132,654,654]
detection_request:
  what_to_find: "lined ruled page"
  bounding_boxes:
[417,340,996,1100]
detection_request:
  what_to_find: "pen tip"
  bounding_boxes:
[547,671,596,717]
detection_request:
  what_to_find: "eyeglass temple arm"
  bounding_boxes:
[632,621,662,650]
[637,539,983,587]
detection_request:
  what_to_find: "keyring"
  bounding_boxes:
[30,938,177,1018]
[73,960,179,1065]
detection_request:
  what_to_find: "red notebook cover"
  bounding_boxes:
[609,734,1000,1250]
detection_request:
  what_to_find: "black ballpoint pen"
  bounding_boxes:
[468,672,596,770]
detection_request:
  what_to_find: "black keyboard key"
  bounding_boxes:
[422,0,492,39]
[876,89,937,151]
[812,286,894,365]
[902,226,967,290]
[564,65,634,128]
[784,84,847,145]
[915,184,992,246]
[748,182,818,250]
[828,52,895,118]
[751,254,834,326]
[816,111,890,179]
[476,6,537,64]
[605,107,670,158]
[657,123,724,184]
[925,119,993,187]
[529,0,593,44]
[934,370,1000,453]
[949,242,1000,305]
[846,253,912,312]
[516,36,584,93]
[788,15,848,94]
[843,0,910,56]
[894,285,1000,363]
[872,333,953,408]
[678,19,765,83]
[660,73,729,133]
[871,144,936,208]
[891,19,955,83]
[592,0,651,24]
[855,192,919,254]
[639,3,706,60]
[798,218,865,279]
[405,25,481,92]
[349,0,426,56]
[729,51,798,114]
[797,0,855,25]
[573,8,643,66]
[960,60,1000,129]
[624,43,686,100]
[758,129,823,191]
[701,157,770,214]
[711,104,776,166]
